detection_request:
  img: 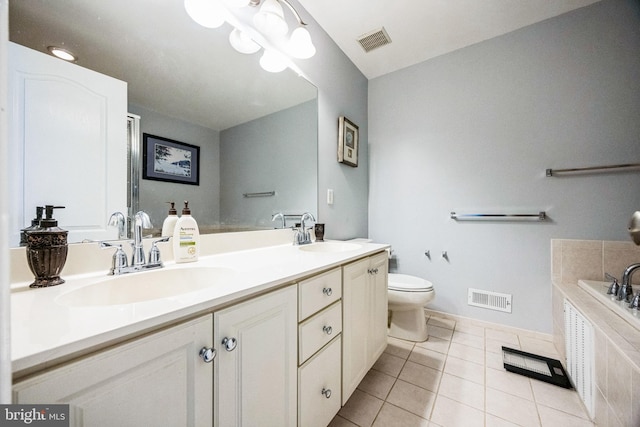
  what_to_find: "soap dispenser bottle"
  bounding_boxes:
[20,206,44,246]
[25,205,68,288]
[173,201,200,263]
[161,202,179,237]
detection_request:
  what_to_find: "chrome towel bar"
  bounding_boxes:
[243,191,275,198]
[451,212,546,221]
[546,163,640,176]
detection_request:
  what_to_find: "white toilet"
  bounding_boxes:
[388,273,435,342]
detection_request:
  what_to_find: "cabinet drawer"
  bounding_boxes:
[298,336,341,427]
[299,268,341,320]
[299,302,342,363]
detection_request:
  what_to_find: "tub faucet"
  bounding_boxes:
[619,263,640,302]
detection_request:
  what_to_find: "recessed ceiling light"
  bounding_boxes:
[47,46,76,62]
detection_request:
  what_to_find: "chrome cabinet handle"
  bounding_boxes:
[222,337,237,352]
[199,347,216,363]
[322,287,332,296]
[323,325,333,335]
[368,268,379,275]
[321,388,332,399]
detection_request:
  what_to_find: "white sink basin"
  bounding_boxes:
[298,242,362,253]
[56,267,236,307]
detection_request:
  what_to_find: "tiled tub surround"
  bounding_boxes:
[552,239,640,427]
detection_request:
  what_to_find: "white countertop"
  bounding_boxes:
[11,240,389,376]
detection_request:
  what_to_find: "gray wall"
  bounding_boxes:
[129,104,221,228]
[290,0,370,240]
[368,0,640,332]
[220,100,317,228]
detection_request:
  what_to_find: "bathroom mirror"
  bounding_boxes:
[9,0,318,246]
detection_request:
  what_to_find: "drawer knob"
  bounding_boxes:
[368,268,379,275]
[323,287,332,296]
[199,347,216,363]
[222,337,237,352]
[321,388,332,399]
[323,325,333,335]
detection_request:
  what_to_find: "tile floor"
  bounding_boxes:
[330,314,594,427]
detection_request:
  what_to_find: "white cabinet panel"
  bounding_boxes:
[299,301,342,363]
[214,285,297,427]
[13,315,213,427]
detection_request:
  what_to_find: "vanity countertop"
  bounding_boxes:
[11,240,389,376]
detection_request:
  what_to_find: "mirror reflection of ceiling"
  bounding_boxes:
[9,0,317,131]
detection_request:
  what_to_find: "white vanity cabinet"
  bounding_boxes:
[342,251,389,404]
[12,315,213,427]
[214,285,298,427]
[297,268,343,427]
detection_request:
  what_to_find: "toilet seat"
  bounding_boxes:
[388,273,433,292]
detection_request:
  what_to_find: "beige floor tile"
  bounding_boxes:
[372,352,406,378]
[328,415,359,427]
[537,405,595,427]
[408,346,447,371]
[437,373,485,411]
[486,350,504,371]
[486,338,520,355]
[443,355,484,385]
[454,322,485,337]
[486,367,534,400]
[485,413,521,426]
[486,387,540,427]
[357,369,397,400]
[531,380,590,420]
[430,395,484,427]
[452,331,485,350]
[386,379,436,419]
[448,342,485,365]
[398,360,442,392]
[372,402,429,427]
[519,336,560,359]
[428,325,454,340]
[385,336,415,360]
[338,389,384,427]
[415,336,451,354]
[427,316,456,330]
[485,328,519,345]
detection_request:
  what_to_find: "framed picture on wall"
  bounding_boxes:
[143,133,200,185]
[338,116,359,167]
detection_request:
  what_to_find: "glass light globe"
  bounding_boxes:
[288,26,315,59]
[184,0,226,28]
[253,0,288,36]
[259,49,288,73]
[229,28,261,54]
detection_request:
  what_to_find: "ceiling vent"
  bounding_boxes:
[356,27,392,53]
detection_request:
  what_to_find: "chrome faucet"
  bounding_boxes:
[294,212,315,245]
[99,210,170,275]
[272,212,286,229]
[108,211,127,240]
[131,211,152,266]
[621,263,640,304]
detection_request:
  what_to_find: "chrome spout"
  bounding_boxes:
[619,263,640,302]
[132,211,152,266]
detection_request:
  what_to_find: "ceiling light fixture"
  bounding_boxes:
[185,0,315,72]
[47,46,77,62]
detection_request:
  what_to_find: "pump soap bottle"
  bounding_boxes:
[25,205,68,287]
[173,201,200,263]
[161,202,179,237]
[20,206,44,246]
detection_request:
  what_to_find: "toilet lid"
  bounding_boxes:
[388,273,433,292]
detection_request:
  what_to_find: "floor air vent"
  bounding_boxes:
[357,27,392,53]
[467,288,512,313]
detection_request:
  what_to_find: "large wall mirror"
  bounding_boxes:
[9,0,318,246]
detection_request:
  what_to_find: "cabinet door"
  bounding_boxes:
[342,257,371,404]
[13,315,213,427]
[368,251,389,363]
[214,285,297,427]
[342,252,389,405]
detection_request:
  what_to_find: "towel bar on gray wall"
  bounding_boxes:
[243,191,275,198]
[451,212,547,221]
[546,163,640,176]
